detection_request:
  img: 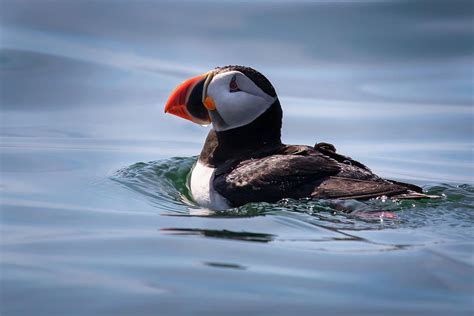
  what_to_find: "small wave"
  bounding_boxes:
[111,156,198,212]
[111,157,473,230]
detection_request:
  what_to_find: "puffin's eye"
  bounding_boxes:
[229,75,240,93]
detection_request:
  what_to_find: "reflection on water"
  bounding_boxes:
[1,0,473,315]
[203,262,247,270]
[161,228,275,243]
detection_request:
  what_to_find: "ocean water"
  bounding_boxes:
[1,1,473,315]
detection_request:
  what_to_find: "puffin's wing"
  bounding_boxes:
[311,176,431,200]
[214,152,340,206]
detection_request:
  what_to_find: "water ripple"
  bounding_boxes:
[111,157,474,233]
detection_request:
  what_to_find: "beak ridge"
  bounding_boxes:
[164,74,210,124]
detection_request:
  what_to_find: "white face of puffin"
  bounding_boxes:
[205,71,277,131]
[164,68,277,132]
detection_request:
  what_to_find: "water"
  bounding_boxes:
[1,1,473,315]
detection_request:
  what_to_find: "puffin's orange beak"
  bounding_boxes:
[164,74,211,125]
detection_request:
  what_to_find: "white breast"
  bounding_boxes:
[190,161,230,210]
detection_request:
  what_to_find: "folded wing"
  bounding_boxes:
[214,149,339,205]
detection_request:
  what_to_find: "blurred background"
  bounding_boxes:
[1,1,473,315]
[1,0,473,181]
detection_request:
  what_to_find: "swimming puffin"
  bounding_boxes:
[164,65,432,210]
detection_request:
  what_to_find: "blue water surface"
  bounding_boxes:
[1,1,473,315]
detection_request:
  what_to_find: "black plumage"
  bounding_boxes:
[195,66,433,207]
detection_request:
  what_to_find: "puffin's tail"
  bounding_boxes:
[387,179,440,200]
[313,142,440,200]
[390,191,440,200]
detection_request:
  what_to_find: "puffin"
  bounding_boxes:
[164,65,433,210]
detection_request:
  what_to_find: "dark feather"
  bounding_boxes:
[214,146,339,205]
[213,144,433,206]
[311,176,411,200]
[195,66,436,207]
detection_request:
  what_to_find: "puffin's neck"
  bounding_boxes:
[198,101,283,167]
